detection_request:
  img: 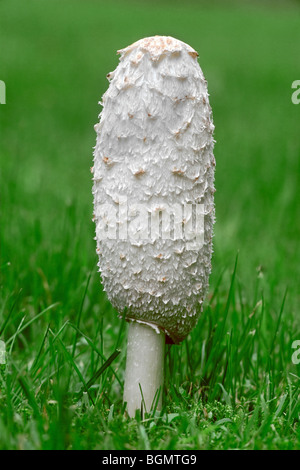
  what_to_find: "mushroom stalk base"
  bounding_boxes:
[123,322,165,418]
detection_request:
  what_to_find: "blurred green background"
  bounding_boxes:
[1,0,299,294]
[0,0,299,450]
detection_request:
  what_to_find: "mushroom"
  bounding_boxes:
[93,36,215,417]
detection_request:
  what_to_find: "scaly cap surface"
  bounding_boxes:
[93,36,215,343]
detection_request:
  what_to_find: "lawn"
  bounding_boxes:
[0,0,299,450]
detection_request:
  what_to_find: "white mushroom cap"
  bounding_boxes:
[93,36,215,343]
[117,36,199,61]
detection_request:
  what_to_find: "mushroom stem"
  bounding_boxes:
[123,322,165,418]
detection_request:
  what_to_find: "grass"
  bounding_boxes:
[0,0,300,450]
